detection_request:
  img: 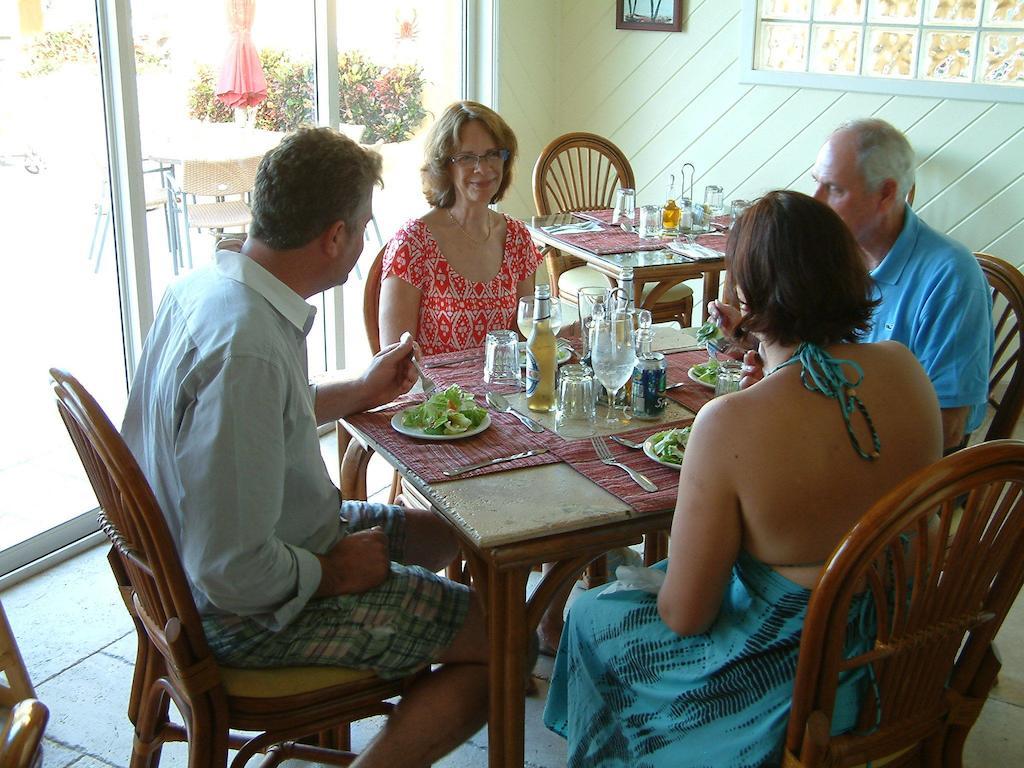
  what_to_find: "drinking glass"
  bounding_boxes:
[484,330,520,385]
[577,287,607,356]
[714,359,742,397]
[556,364,597,437]
[589,310,637,424]
[704,185,725,216]
[730,199,752,226]
[611,187,636,227]
[518,296,562,339]
[638,205,661,239]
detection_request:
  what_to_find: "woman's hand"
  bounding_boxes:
[706,299,742,337]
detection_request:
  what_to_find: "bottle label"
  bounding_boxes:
[525,351,540,395]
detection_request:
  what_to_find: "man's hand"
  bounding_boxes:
[360,335,419,409]
[314,528,391,597]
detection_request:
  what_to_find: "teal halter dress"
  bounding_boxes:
[543,344,878,767]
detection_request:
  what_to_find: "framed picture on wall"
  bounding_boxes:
[616,0,683,32]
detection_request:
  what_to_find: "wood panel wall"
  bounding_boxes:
[497,0,1024,265]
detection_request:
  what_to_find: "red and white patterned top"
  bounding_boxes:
[381,215,544,355]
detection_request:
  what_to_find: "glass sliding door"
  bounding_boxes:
[336,0,468,373]
[0,0,475,578]
[0,0,129,571]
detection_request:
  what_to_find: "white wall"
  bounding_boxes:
[497,0,1024,266]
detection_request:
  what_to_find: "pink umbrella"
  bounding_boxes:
[216,0,267,109]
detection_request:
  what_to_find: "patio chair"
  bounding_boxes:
[975,252,1024,442]
[165,156,261,273]
[50,367,419,767]
[783,439,1024,767]
[532,131,693,326]
[1,600,46,766]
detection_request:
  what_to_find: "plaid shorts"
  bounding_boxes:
[202,501,471,680]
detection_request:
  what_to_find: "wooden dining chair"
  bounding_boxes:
[0,600,46,767]
[50,367,419,768]
[532,131,693,326]
[782,439,1024,767]
[975,252,1024,442]
[0,699,48,768]
[337,245,404,507]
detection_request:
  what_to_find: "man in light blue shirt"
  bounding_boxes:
[812,119,993,451]
[122,128,489,766]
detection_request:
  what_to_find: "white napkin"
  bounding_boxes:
[667,240,722,261]
[542,220,604,235]
[597,565,666,596]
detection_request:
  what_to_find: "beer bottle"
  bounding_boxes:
[526,285,557,412]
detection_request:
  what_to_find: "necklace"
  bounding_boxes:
[448,209,492,245]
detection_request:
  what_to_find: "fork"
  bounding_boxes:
[609,434,644,450]
[401,332,439,397]
[591,436,657,492]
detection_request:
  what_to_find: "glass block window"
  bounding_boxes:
[749,0,1024,93]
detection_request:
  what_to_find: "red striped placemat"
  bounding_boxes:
[664,349,717,413]
[549,419,694,514]
[344,399,562,483]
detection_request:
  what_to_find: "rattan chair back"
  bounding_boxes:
[363,245,386,355]
[976,253,1024,441]
[532,132,636,215]
[0,699,48,768]
[0,602,35,711]
[783,440,1024,767]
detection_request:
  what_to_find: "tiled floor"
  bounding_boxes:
[2,437,1023,767]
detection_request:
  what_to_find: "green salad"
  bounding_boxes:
[649,427,692,466]
[696,319,726,346]
[401,385,487,435]
[690,359,720,386]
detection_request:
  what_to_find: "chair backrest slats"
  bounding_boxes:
[49,369,220,702]
[784,441,1024,766]
[976,253,1024,441]
[533,132,636,216]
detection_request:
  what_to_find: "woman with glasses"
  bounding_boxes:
[379,100,543,354]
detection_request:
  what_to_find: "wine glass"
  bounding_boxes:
[589,310,636,424]
[518,296,562,340]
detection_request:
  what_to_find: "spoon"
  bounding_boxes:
[485,391,545,433]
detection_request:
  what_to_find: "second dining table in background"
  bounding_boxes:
[338,325,720,768]
[527,211,728,324]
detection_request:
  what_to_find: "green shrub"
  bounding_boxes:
[185,48,426,142]
[339,51,427,143]
[19,23,167,77]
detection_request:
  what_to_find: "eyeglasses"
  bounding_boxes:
[448,148,510,169]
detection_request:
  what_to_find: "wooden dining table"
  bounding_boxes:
[528,213,727,324]
[338,327,716,768]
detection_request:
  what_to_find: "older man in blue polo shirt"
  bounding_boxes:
[811,118,993,451]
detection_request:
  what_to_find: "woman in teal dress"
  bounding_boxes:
[544,190,944,767]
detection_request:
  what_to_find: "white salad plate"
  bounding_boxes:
[643,429,685,469]
[688,366,717,389]
[391,412,491,441]
[518,342,572,368]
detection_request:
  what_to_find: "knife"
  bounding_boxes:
[486,391,546,433]
[442,448,549,477]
